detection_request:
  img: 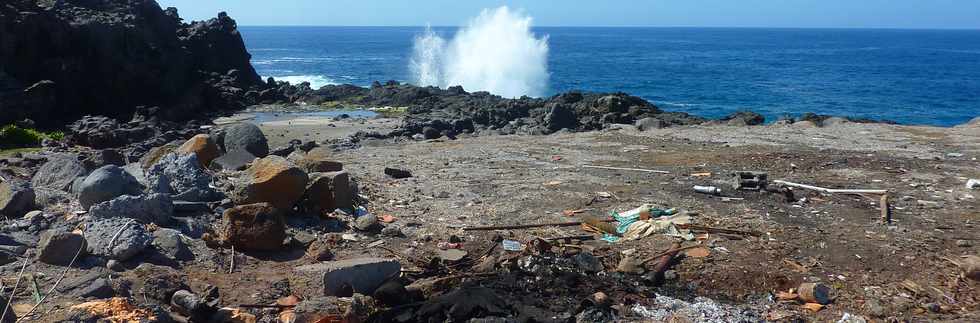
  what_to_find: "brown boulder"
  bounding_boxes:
[296,147,344,173]
[176,134,220,167]
[300,171,353,215]
[232,156,309,210]
[220,203,286,251]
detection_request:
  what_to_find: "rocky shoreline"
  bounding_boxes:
[1,1,979,323]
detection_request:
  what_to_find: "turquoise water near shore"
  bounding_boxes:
[240,26,980,126]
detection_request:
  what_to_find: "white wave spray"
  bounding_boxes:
[409,6,549,98]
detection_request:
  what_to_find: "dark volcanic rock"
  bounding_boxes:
[721,111,765,126]
[32,154,87,191]
[223,123,270,158]
[88,193,174,225]
[86,218,152,261]
[384,167,413,179]
[37,231,88,266]
[77,165,143,209]
[300,82,705,137]
[0,179,36,218]
[0,1,262,127]
[210,149,257,171]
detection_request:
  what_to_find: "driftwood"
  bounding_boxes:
[772,180,887,195]
[676,224,762,237]
[461,219,616,231]
[582,165,671,174]
[641,244,701,265]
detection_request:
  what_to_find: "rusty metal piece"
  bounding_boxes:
[731,171,769,190]
[648,242,683,285]
[798,282,836,305]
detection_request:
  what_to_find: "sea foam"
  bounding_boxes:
[410,6,549,98]
[272,75,336,89]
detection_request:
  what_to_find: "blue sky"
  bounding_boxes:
[157,0,980,29]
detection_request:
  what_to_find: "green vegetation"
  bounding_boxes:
[0,125,64,149]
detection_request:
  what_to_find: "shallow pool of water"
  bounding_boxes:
[215,109,378,125]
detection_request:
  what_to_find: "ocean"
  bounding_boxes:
[240,26,980,126]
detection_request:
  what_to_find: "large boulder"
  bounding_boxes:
[220,203,286,251]
[37,231,88,266]
[86,218,152,261]
[88,194,174,224]
[176,134,220,167]
[32,154,87,191]
[223,123,269,158]
[301,171,353,215]
[77,165,143,209]
[0,180,36,218]
[231,156,308,210]
[296,147,344,173]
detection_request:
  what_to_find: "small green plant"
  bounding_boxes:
[0,125,64,149]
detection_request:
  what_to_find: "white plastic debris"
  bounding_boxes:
[966,179,980,190]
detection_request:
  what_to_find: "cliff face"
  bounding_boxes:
[0,0,264,127]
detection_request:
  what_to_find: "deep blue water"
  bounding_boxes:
[240,26,980,126]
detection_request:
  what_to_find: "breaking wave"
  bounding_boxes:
[410,6,549,98]
[271,75,336,89]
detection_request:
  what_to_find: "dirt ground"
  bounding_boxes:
[30,117,979,322]
[242,117,980,321]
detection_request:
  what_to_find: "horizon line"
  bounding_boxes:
[234,25,980,31]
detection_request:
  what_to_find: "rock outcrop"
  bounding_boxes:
[0,0,263,127]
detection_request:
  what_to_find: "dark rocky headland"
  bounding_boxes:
[1,1,978,323]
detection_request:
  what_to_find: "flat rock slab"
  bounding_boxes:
[296,258,400,296]
[211,149,257,171]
